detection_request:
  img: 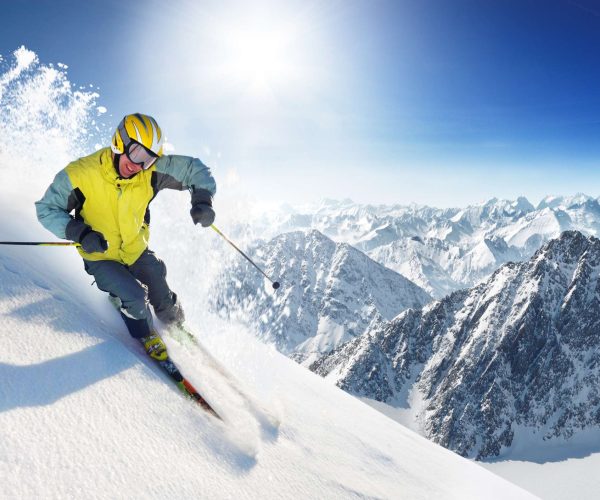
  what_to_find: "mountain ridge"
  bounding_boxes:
[312,230,600,460]
[210,228,431,364]
[264,195,600,298]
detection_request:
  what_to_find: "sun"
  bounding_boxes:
[215,17,305,96]
[228,29,290,90]
[156,2,322,102]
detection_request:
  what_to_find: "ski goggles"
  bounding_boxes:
[124,141,159,170]
[117,121,159,170]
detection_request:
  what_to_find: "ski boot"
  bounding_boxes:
[140,331,168,361]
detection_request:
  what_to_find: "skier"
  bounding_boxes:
[35,113,217,362]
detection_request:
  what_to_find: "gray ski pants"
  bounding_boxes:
[83,249,184,338]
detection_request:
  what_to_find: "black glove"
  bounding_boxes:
[190,203,216,227]
[66,219,108,253]
[79,228,109,253]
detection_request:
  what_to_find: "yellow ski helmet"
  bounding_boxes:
[111,113,164,157]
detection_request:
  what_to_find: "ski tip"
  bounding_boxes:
[182,378,223,420]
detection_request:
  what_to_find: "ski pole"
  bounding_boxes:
[0,241,80,247]
[210,224,280,290]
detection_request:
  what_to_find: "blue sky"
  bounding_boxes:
[3,0,600,207]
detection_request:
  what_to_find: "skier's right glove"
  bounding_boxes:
[66,219,108,253]
[79,228,109,253]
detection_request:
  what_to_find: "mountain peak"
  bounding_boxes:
[211,228,431,362]
[536,193,595,210]
[534,229,595,264]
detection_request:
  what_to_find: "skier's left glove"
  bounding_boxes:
[190,203,215,227]
[190,188,215,227]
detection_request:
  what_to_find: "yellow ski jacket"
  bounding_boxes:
[36,147,216,265]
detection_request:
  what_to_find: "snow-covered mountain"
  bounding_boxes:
[210,229,431,364]
[0,201,533,499]
[265,196,600,298]
[312,231,600,461]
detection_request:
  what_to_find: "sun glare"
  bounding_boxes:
[212,12,309,97]
[229,30,290,90]
[155,2,325,106]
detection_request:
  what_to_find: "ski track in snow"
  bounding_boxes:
[0,250,273,465]
[1,247,265,442]
[162,336,281,458]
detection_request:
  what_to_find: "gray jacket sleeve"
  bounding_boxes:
[35,170,76,240]
[153,155,217,205]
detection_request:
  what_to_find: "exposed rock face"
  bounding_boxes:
[312,231,600,459]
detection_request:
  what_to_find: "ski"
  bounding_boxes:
[157,356,222,420]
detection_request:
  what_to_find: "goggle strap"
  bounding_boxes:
[118,122,131,152]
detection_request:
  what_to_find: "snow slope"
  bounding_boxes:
[0,200,535,499]
[363,398,600,500]
[482,455,600,500]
